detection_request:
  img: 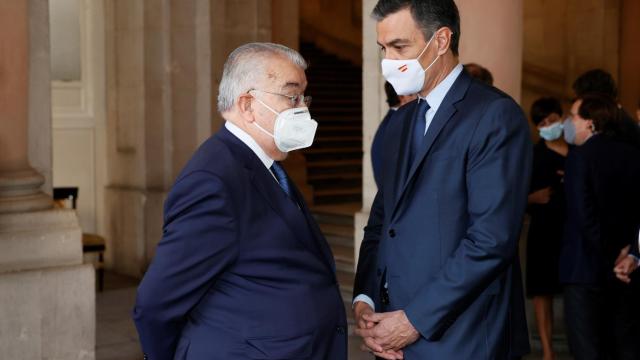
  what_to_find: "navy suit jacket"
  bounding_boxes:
[560,134,640,285]
[354,71,532,359]
[133,127,347,360]
[372,109,397,188]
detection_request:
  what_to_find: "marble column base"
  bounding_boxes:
[0,208,94,359]
[0,264,95,360]
[0,168,52,214]
[0,209,82,272]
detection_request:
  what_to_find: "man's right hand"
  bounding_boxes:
[528,187,553,204]
[353,302,404,359]
[354,301,375,330]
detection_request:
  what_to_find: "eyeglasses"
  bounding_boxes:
[249,89,312,108]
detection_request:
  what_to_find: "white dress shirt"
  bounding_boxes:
[225,121,278,182]
[353,63,464,311]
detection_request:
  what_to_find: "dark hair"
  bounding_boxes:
[572,69,618,99]
[464,63,493,85]
[384,81,400,107]
[530,97,563,126]
[372,0,461,56]
[578,93,640,147]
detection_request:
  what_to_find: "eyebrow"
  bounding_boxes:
[377,38,411,48]
[281,82,301,90]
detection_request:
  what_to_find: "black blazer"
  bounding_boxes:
[560,134,640,285]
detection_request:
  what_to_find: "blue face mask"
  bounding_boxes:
[539,122,564,141]
[562,117,575,144]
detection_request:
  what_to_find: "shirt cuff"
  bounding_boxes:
[353,294,375,312]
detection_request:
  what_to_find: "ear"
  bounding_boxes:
[434,28,452,56]
[237,93,256,123]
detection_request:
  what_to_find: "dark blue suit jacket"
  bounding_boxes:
[560,134,640,285]
[133,127,347,360]
[354,71,532,359]
[372,109,397,188]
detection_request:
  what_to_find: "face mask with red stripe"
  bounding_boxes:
[381,34,439,96]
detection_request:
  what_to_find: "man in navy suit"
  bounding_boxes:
[133,43,347,360]
[353,1,532,359]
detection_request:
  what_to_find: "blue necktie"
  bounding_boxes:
[409,99,430,165]
[270,162,291,197]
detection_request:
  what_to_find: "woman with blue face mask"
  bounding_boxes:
[526,96,569,360]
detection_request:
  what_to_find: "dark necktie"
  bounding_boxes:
[410,99,430,165]
[270,162,291,197]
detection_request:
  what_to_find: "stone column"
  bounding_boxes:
[457,0,523,102]
[354,0,386,265]
[0,1,95,358]
[105,0,213,276]
[0,0,51,214]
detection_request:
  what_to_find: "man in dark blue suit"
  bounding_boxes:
[133,43,347,360]
[353,1,532,359]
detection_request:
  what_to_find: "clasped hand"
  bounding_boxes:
[614,245,639,284]
[353,302,419,360]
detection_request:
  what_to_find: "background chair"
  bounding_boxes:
[53,187,106,291]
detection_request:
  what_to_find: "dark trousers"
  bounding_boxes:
[564,284,640,360]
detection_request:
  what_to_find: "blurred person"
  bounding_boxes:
[565,69,640,144]
[132,43,347,360]
[353,0,532,358]
[526,97,569,360]
[560,93,640,360]
[464,62,494,86]
[371,81,416,188]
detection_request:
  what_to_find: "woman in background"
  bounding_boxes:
[526,97,569,360]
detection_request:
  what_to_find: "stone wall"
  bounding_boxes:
[300,0,363,65]
[105,0,300,277]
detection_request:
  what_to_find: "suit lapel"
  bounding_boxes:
[218,128,319,255]
[391,72,472,220]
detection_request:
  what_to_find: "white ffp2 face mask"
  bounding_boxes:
[381,35,440,95]
[253,98,318,152]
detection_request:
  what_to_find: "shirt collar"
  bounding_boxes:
[225,121,274,169]
[418,63,464,112]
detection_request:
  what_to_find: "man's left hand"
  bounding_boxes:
[354,310,420,351]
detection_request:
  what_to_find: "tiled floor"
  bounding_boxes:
[96,271,571,360]
[96,273,142,360]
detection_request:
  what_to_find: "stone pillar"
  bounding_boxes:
[0,1,95,358]
[105,0,212,277]
[105,0,302,278]
[619,0,640,112]
[210,0,273,131]
[354,0,386,265]
[457,0,523,102]
[0,0,51,214]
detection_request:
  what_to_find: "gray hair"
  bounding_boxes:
[217,42,308,113]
